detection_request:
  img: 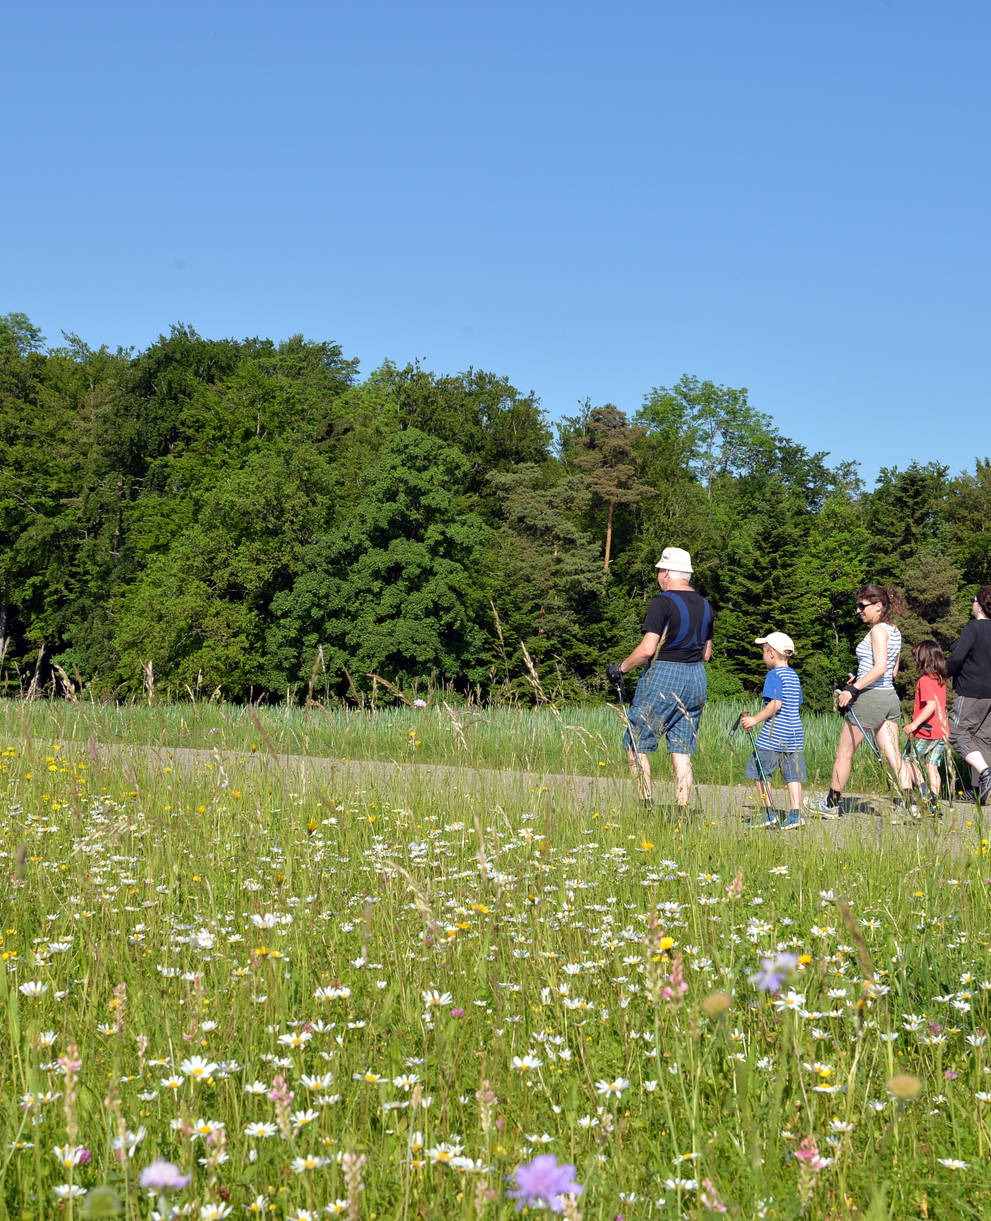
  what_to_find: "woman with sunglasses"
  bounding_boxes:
[813,584,912,817]
[946,586,991,805]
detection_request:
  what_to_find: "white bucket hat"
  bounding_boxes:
[655,546,693,573]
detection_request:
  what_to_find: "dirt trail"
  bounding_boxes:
[93,741,979,849]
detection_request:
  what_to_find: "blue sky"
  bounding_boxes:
[5,1,989,484]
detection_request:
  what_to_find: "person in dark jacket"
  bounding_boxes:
[947,585,991,804]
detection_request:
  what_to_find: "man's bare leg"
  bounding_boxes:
[626,748,652,800]
[672,753,693,807]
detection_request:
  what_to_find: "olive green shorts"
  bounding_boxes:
[845,687,900,731]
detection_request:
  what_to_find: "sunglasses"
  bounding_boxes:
[855,601,875,611]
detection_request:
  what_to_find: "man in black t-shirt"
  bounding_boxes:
[607,547,714,812]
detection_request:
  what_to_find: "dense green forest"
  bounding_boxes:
[1,311,988,709]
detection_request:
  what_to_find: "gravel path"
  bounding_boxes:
[97,742,980,849]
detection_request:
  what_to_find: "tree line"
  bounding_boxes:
[2,312,988,709]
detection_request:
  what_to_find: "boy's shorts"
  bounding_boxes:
[746,747,807,783]
[903,737,945,767]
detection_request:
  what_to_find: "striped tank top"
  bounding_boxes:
[855,624,902,690]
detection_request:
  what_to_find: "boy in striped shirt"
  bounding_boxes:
[741,631,806,830]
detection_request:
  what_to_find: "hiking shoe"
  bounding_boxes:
[748,812,780,829]
[807,794,842,819]
[980,768,991,805]
[781,812,805,830]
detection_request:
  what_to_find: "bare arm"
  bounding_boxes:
[742,698,782,732]
[837,624,889,707]
[618,632,661,674]
[904,698,938,736]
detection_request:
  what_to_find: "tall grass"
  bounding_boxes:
[0,696,945,794]
[0,708,988,1217]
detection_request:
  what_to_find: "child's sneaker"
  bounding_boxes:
[781,812,805,830]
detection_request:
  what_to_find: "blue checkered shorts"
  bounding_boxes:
[622,660,707,755]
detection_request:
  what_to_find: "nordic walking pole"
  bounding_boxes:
[746,725,774,804]
[941,745,958,811]
[728,712,774,812]
[845,701,917,810]
[935,702,957,812]
[904,735,946,817]
[844,702,882,761]
[614,677,652,800]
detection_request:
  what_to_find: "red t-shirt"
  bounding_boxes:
[913,674,947,739]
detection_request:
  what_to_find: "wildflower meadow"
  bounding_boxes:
[2,697,991,1218]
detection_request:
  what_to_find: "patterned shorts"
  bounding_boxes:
[903,737,946,768]
[622,660,707,755]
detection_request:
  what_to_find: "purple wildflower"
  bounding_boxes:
[139,1160,190,1191]
[700,1177,728,1213]
[413,698,428,708]
[750,952,799,994]
[507,1154,583,1213]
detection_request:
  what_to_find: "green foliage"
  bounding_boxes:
[637,374,779,495]
[1,310,987,707]
[112,445,336,696]
[0,310,45,356]
[788,491,872,709]
[567,403,655,574]
[485,463,606,697]
[946,458,991,585]
[896,551,969,714]
[900,552,969,651]
[270,430,491,695]
[867,461,950,573]
[705,662,746,700]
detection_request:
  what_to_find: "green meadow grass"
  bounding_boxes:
[0,704,989,1218]
[0,696,946,794]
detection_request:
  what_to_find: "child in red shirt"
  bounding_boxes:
[902,639,948,809]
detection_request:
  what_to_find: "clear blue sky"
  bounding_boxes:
[5,1,989,484]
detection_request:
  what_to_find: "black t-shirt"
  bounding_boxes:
[946,619,991,697]
[642,589,714,663]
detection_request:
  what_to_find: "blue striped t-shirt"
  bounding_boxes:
[756,666,804,750]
